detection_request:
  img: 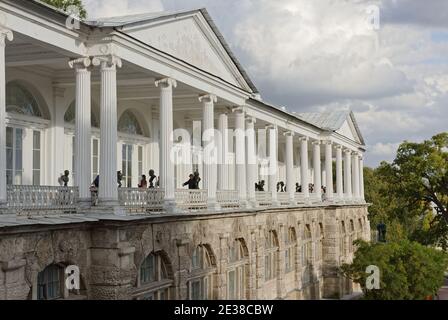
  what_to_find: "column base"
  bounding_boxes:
[239,199,251,209]
[207,199,221,212]
[78,198,92,210]
[163,199,184,214]
[248,198,258,208]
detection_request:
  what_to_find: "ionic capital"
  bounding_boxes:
[155,77,177,89]
[245,116,256,124]
[298,136,309,142]
[335,144,343,150]
[283,131,294,137]
[0,28,13,46]
[198,93,217,104]
[323,140,333,146]
[232,106,246,114]
[265,124,276,130]
[344,148,353,154]
[92,54,122,69]
[312,140,321,146]
[68,57,91,70]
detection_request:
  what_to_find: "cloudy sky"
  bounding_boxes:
[84,0,448,167]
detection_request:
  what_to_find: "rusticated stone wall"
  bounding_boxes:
[0,205,369,300]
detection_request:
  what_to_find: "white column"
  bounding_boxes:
[246,117,257,205]
[300,137,309,200]
[312,141,322,200]
[233,107,247,206]
[92,56,121,206]
[359,155,365,202]
[335,145,344,201]
[155,78,177,211]
[200,94,218,209]
[324,141,334,201]
[267,125,279,205]
[0,28,12,205]
[344,149,352,201]
[69,58,92,204]
[285,131,295,203]
[352,152,360,201]
[217,112,229,190]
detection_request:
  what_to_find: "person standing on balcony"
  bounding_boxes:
[193,171,201,189]
[117,171,123,188]
[148,170,157,188]
[138,175,148,189]
[183,174,196,190]
[59,170,70,187]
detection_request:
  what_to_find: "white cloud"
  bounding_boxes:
[82,0,448,167]
[84,0,163,18]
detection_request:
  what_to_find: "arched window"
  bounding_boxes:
[227,239,249,299]
[6,82,42,117]
[37,264,63,300]
[302,225,313,285]
[265,230,278,281]
[284,227,296,273]
[188,245,216,300]
[137,252,173,300]
[118,110,143,135]
[340,221,346,257]
[349,220,355,253]
[357,218,363,240]
[64,101,99,127]
[315,223,324,261]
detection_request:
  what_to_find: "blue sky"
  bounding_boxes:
[84,0,448,167]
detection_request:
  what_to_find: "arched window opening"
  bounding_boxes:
[349,220,355,253]
[188,245,216,300]
[118,110,143,135]
[315,223,324,261]
[284,227,296,273]
[227,239,249,300]
[302,225,313,285]
[137,252,173,300]
[64,101,99,128]
[265,230,278,282]
[340,221,346,256]
[36,263,85,300]
[6,82,42,117]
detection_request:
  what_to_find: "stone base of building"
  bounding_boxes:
[0,204,369,300]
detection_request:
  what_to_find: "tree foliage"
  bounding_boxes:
[365,133,448,248]
[341,240,448,300]
[40,0,87,19]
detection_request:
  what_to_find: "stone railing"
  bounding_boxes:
[7,185,78,213]
[255,191,272,207]
[118,188,165,213]
[277,192,292,206]
[295,192,307,204]
[175,189,207,211]
[217,190,240,209]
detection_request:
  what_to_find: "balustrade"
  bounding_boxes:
[7,185,78,213]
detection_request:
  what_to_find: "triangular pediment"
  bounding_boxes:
[336,114,363,145]
[121,11,253,92]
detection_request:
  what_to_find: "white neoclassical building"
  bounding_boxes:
[0,0,370,301]
[0,0,366,214]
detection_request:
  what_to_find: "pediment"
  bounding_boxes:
[122,13,252,91]
[336,117,362,144]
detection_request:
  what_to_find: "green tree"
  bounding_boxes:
[40,0,87,19]
[341,240,448,300]
[364,133,448,248]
